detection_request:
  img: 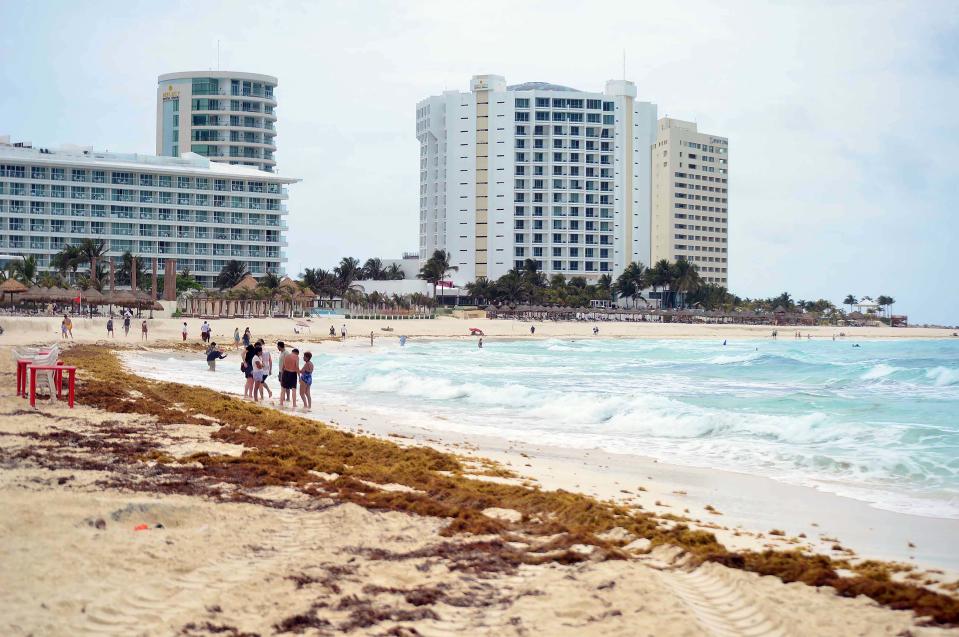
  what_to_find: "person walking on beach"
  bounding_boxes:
[370,331,374,347]
[181,321,188,342]
[123,314,131,337]
[276,341,289,407]
[141,320,148,340]
[478,337,483,349]
[280,346,300,409]
[106,317,114,338]
[256,339,273,402]
[206,343,227,371]
[201,320,211,343]
[329,325,336,337]
[251,356,266,403]
[233,327,241,350]
[530,325,535,335]
[340,323,347,340]
[592,326,599,335]
[242,344,256,399]
[299,351,313,411]
[242,327,251,348]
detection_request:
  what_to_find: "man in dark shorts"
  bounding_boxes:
[279,345,299,410]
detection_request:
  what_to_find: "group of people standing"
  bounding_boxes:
[234,338,313,411]
[102,310,147,339]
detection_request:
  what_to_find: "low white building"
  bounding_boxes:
[0,136,297,288]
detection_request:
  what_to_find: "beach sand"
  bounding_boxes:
[2,330,958,635]
[1,313,956,348]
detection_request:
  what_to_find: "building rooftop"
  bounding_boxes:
[507,82,582,92]
[158,70,278,84]
[0,136,297,182]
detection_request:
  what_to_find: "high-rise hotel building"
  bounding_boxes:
[650,118,729,286]
[417,74,657,284]
[156,71,278,172]
[0,137,295,288]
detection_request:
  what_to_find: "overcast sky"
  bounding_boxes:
[2,1,957,323]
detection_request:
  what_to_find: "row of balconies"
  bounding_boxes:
[1,177,287,196]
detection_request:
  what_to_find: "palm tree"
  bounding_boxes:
[614,261,647,308]
[465,277,494,305]
[51,244,84,279]
[78,238,108,280]
[418,250,458,300]
[117,252,147,287]
[11,255,38,285]
[649,259,674,309]
[492,271,526,304]
[334,257,362,292]
[671,258,702,309]
[771,292,794,311]
[216,259,248,289]
[876,294,894,318]
[37,272,63,288]
[843,294,857,314]
[385,263,405,280]
[361,258,386,280]
[595,273,615,302]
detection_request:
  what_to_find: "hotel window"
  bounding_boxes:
[31,166,47,180]
[535,98,550,108]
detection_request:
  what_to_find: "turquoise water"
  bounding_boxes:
[319,338,959,519]
[128,338,959,519]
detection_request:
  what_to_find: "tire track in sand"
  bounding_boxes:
[655,564,790,637]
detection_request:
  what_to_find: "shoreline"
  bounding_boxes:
[123,346,959,576]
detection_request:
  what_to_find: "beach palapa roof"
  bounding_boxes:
[22,285,47,301]
[79,287,105,304]
[231,274,259,291]
[0,278,28,294]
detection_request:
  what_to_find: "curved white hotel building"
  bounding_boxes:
[156,71,278,172]
[0,137,296,288]
[416,74,657,284]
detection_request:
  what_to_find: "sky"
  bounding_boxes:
[1,0,957,324]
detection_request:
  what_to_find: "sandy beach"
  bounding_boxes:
[1,313,956,347]
[2,317,959,635]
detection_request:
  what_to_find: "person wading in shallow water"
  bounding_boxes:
[280,347,300,410]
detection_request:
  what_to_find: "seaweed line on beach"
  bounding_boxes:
[43,345,959,626]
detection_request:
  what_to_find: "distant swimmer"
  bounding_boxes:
[853,344,861,348]
[399,335,407,347]
[722,339,727,346]
[478,337,483,349]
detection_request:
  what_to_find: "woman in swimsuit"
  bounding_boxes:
[299,351,313,411]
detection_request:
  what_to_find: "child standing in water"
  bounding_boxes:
[299,351,313,411]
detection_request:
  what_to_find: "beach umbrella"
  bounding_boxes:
[0,278,27,305]
[22,285,47,303]
[111,290,137,307]
[80,287,105,305]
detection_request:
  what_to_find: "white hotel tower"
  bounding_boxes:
[156,71,278,173]
[417,74,657,285]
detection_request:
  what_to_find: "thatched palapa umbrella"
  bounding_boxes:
[0,278,27,305]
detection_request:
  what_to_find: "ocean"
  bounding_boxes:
[125,337,959,520]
